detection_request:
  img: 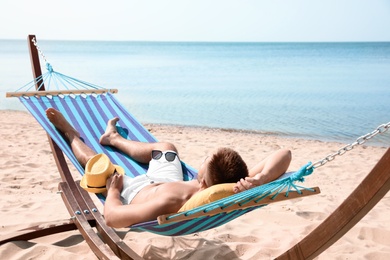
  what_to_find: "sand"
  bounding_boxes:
[0,110,389,259]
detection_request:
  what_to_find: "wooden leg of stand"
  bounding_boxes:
[75,181,143,260]
[59,182,119,260]
[276,148,390,260]
[0,219,76,246]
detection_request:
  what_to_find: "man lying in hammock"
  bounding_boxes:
[46,108,291,228]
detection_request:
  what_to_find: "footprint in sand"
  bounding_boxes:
[358,226,390,245]
[23,163,40,168]
[296,211,326,220]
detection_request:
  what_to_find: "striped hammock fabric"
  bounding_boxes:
[16,93,252,234]
[9,62,315,235]
[18,92,314,236]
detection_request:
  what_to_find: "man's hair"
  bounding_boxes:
[207,147,248,185]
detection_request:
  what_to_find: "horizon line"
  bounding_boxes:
[1,38,390,44]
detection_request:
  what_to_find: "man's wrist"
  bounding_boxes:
[107,188,121,198]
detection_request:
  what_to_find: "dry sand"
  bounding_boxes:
[0,110,389,259]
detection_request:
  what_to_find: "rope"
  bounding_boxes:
[31,37,91,90]
[10,37,110,94]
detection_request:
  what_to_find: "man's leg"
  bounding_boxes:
[46,108,96,167]
[99,117,178,164]
[234,149,291,192]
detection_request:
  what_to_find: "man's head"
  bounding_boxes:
[198,147,248,188]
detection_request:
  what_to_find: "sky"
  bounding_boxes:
[1,0,390,42]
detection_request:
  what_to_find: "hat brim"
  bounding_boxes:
[80,164,125,194]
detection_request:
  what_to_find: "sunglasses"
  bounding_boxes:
[151,150,178,162]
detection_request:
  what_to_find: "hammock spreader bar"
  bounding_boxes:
[6,64,118,98]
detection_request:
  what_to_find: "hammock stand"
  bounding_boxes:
[1,35,389,260]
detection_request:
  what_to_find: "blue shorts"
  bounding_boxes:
[120,150,183,204]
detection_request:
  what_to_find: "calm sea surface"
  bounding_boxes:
[1,40,389,146]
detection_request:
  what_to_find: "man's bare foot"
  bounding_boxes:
[99,117,120,146]
[46,108,80,139]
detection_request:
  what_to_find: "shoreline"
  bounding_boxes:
[1,109,389,259]
[144,121,389,148]
[1,108,388,147]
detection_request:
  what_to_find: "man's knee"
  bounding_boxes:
[82,154,96,168]
[279,148,292,165]
[155,142,178,152]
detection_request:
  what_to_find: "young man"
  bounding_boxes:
[46,108,291,228]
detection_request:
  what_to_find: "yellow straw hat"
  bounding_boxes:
[80,154,124,193]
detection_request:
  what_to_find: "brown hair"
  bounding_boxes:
[207,147,248,185]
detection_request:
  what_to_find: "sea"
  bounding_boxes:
[1,39,389,146]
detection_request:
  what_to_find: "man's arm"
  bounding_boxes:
[233,149,291,193]
[104,196,173,228]
[103,174,182,228]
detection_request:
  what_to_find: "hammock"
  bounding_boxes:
[13,88,318,235]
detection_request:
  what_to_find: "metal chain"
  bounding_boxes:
[308,122,390,170]
[31,37,49,65]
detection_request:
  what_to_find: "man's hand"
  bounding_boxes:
[233,174,263,193]
[107,172,123,193]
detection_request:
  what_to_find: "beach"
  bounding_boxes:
[0,110,389,259]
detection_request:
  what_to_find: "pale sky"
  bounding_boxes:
[1,0,389,42]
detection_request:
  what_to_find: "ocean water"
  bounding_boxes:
[1,39,389,146]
